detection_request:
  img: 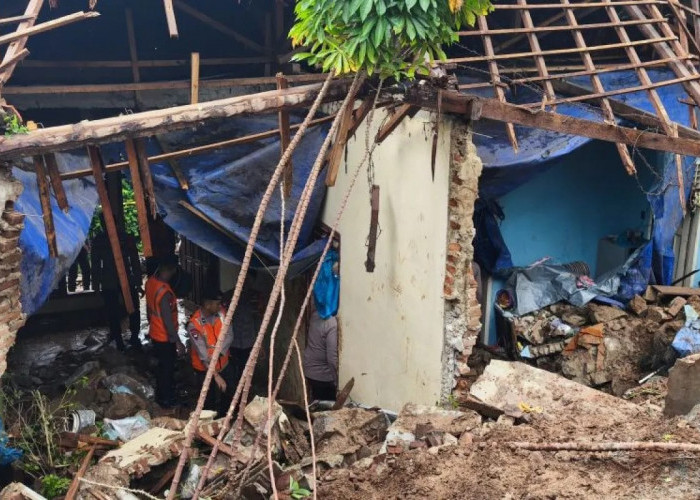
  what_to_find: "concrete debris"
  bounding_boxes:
[665,353,700,417]
[0,483,47,500]
[587,304,627,324]
[78,463,130,500]
[628,295,648,315]
[313,408,389,463]
[100,427,186,477]
[382,404,480,453]
[104,392,149,420]
[668,297,688,317]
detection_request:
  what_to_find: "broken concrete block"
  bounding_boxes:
[628,295,648,316]
[100,427,185,477]
[312,408,389,459]
[646,306,670,323]
[587,304,627,324]
[0,482,47,500]
[667,297,688,317]
[665,353,700,417]
[470,360,643,424]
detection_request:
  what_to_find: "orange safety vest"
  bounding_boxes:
[145,276,178,343]
[189,309,229,372]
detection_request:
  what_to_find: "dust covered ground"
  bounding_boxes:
[319,395,700,499]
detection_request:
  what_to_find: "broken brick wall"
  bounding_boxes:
[440,119,483,403]
[0,166,25,377]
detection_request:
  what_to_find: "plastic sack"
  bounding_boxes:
[313,249,339,320]
[102,373,154,401]
[103,415,151,441]
[672,305,700,357]
[180,464,201,499]
[0,417,21,465]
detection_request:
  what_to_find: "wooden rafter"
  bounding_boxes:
[477,15,517,151]
[562,0,634,174]
[125,139,153,257]
[44,153,69,212]
[0,0,43,87]
[163,0,179,38]
[376,104,420,143]
[517,0,557,108]
[0,11,98,48]
[33,155,58,257]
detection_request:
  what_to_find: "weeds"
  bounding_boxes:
[2,114,28,136]
[41,474,71,498]
[289,477,312,499]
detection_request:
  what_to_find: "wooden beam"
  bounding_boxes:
[154,137,189,190]
[135,139,158,218]
[492,1,664,8]
[517,0,556,108]
[65,444,96,500]
[124,8,142,109]
[190,52,199,105]
[551,79,700,141]
[459,17,664,37]
[0,14,37,27]
[125,139,153,257]
[563,0,634,174]
[2,73,330,95]
[59,114,337,180]
[0,79,351,159]
[625,3,700,107]
[445,36,676,64]
[410,90,700,158]
[87,146,135,314]
[163,0,179,38]
[347,98,375,139]
[0,48,29,74]
[276,73,292,198]
[0,0,44,86]
[478,15,517,151]
[692,0,700,51]
[0,11,99,48]
[173,1,267,54]
[33,156,58,257]
[326,76,367,186]
[44,153,69,212]
[19,56,274,68]
[376,104,419,144]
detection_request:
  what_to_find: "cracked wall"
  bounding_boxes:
[440,119,483,402]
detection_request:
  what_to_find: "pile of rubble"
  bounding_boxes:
[507,286,700,396]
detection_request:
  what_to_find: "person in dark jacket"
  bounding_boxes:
[68,243,91,292]
[302,300,338,401]
[91,215,142,351]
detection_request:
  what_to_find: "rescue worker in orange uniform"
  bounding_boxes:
[187,288,234,417]
[145,255,183,407]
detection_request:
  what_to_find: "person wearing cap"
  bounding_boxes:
[188,288,233,416]
[145,254,183,407]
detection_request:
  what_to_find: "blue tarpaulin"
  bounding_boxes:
[471,69,696,291]
[16,115,330,316]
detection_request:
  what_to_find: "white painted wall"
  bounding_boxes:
[321,108,451,411]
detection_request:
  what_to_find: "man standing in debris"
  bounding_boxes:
[188,288,233,417]
[145,255,183,408]
[91,214,141,351]
[303,300,339,401]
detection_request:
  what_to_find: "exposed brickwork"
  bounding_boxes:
[0,169,25,377]
[440,119,483,403]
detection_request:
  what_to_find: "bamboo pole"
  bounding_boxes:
[125,139,153,257]
[33,156,58,257]
[87,146,135,315]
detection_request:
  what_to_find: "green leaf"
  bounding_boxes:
[348,0,365,17]
[406,0,418,11]
[419,0,430,11]
[360,0,373,21]
[359,17,377,40]
[358,41,367,65]
[405,18,416,40]
[376,0,387,16]
[373,18,385,46]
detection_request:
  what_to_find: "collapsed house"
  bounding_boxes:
[4,0,700,496]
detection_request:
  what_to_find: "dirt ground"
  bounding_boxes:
[319,399,700,499]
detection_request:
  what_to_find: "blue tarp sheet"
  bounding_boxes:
[17,115,330,316]
[470,69,697,290]
[14,154,97,315]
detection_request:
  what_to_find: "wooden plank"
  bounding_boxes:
[33,156,58,257]
[375,104,418,144]
[0,14,37,27]
[445,36,676,64]
[124,8,142,109]
[60,114,337,180]
[2,73,331,95]
[135,139,158,218]
[155,137,189,190]
[492,1,664,8]
[478,15,517,151]
[326,77,366,186]
[693,0,700,50]
[190,52,199,104]
[163,0,179,38]
[459,18,663,36]
[0,79,352,159]
[0,0,44,86]
[563,0,633,173]
[0,11,99,48]
[125,139,153,257]
[410,90,700,158]
[626,3,700,107]
[365,185,380,272]
[65,444,96,500]
[517,0,557,108]
[20,56,273,68]
[87,146,135,314]
[174,1,267,54]
[276,73,292,198]
[551,79,700,141]
[44,153,69,212]
[0,48,29,74]
[347,98,375,139]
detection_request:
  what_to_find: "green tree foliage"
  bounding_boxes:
[290,0,492,79]
[89,178,142,252]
